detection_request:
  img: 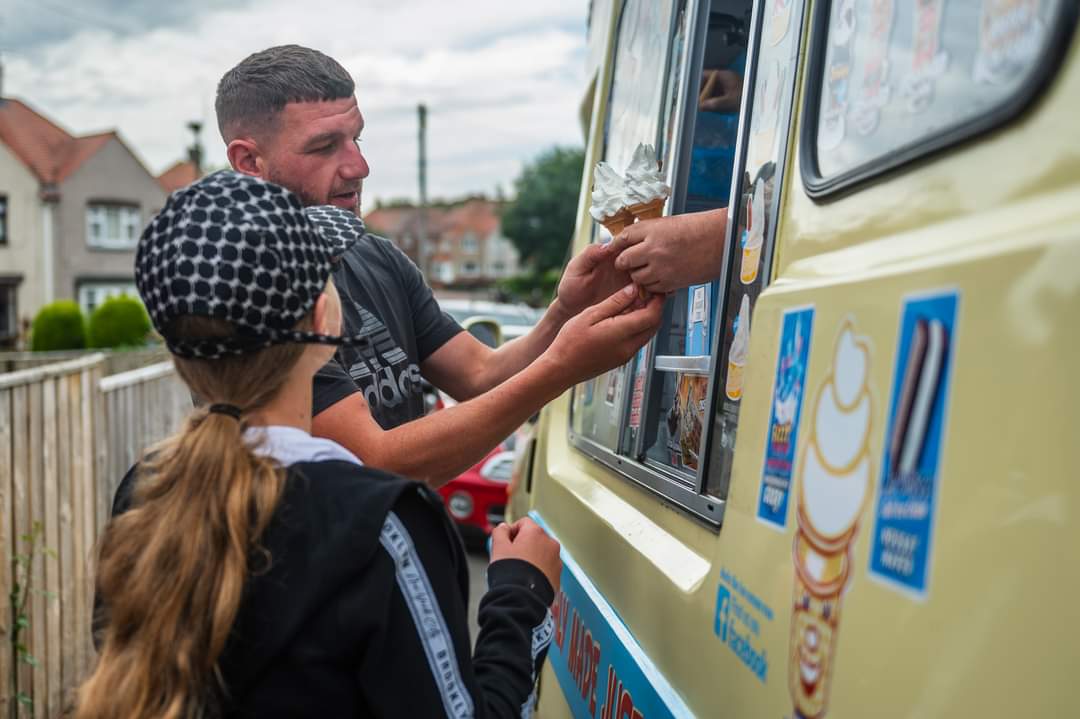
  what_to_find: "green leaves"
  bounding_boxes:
[500,146,586,273]
[9,518,56,715]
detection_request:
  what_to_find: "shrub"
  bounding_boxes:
[88,295,152,349]
[30,301,87,352]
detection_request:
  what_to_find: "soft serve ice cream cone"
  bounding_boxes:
[622,143,671,221]
[741,178,766,285]
[589,162,635,236]
[789,321,873,719]
[725,295,751,401]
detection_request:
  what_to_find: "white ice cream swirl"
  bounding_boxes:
[729,295,751,365]
[589,162,627,221]
[622,143,671,206]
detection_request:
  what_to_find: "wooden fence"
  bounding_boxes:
[0,355,189,717]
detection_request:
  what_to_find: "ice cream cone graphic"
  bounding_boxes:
[789,320,873,719]
[725,295,751,400]
[740,179,766,285]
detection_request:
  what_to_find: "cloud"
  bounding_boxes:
[4,0,588,203]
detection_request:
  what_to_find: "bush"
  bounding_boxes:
[88,295,152,349]
[30,301,87,352]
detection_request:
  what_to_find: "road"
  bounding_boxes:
[466,546,488,644]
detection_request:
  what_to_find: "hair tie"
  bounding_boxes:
[208,403,244,420]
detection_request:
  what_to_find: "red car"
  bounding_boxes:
[437,442,516,545]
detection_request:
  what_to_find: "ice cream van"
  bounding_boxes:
[508,0,1080,716]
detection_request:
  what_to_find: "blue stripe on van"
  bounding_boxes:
[529,511,694,719]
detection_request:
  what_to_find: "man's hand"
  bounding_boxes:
[543,284,664,386]
[608,208,729,294]
[555,243,631,318]
[700,69,744,113]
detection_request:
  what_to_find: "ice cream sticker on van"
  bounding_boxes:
[757,306,814,530]
[869,290,959,598]
[789,319,874,719]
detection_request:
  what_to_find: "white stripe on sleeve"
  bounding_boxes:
[380,512,475,719]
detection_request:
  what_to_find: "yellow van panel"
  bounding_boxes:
[528,2,1080,717]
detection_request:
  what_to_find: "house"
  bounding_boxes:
[0,97,167,346]
[364,199,521,289]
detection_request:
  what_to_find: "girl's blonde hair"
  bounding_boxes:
[76,313,312,719]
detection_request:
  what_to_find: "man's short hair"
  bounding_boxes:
[215,45,355,142]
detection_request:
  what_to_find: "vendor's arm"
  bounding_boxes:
[608,208,729,294]
[422,242,630,401]
[313,285,663,486]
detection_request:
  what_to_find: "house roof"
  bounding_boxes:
[157,160,200,193]
[0,97,120,184]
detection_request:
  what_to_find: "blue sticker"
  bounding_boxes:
[713,568,775,683]
[757,306,814,529]
[685,282,716,356]
[869,290,959,597]
[531,513,693,719]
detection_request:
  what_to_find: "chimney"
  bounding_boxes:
[186,121,204,175]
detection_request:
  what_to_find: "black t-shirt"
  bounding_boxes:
[314,233,462,429]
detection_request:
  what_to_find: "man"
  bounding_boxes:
[216,45,664,484]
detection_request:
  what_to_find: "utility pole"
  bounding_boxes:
[417,103,429,276]
[186,121,204,176]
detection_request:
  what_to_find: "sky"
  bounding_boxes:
[2,0,590,205]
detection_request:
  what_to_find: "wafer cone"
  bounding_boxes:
[628,198,666,221]
[599,208,635,237]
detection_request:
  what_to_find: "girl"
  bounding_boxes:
[77,172,560,718]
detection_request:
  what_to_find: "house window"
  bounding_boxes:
[0,196,8,246]
[86,204,141,250]
[461,233,479,254]
[0,277,19,341]
[461,261,480,276]
[78,282,137,316]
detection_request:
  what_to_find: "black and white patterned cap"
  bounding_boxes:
[135,171,368,360]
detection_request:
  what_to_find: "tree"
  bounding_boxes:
[500,147,585,273]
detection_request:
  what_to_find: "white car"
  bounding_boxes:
[437,299,544,344]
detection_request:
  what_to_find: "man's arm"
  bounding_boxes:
[422,243,631,401]
[313,285,663,486]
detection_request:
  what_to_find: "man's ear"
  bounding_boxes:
[226,138,264,178]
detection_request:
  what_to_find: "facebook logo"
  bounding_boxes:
[714,584,732,642]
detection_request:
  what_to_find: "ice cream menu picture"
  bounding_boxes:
[869,290,959,597]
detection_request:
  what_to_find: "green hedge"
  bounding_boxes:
[30,301,87,352]
[88,295,151,349]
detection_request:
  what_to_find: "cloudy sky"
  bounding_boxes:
[2,0,590,205]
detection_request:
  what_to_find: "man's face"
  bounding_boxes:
[259,96,369,211]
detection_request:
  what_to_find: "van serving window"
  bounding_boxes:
[569,0,807,525]
[801,0,1078,197]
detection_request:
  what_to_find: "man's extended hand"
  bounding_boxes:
[608,208,729,294]
[555,243,632,317]
[543,283,664,386]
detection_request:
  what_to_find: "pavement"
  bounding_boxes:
[466,545,488,644]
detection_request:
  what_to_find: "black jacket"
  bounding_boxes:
[99,460,554,717]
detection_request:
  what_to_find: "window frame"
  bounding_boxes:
[0,195,8,246]
[86,202,141,251]
[568,0,806,528]
[76,279,138,317]
[800,0,1079,199]
[0,276,21,341]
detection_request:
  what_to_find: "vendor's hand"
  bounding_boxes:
[555,243,631,318]
[608,208,729,294]
[699,69,744,113]
[545,284,664,386]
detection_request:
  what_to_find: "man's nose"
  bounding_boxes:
[341,144,370,180]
